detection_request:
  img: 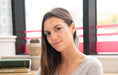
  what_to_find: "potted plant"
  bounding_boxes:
[28,39,41,56]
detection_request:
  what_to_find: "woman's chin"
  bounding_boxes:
[56,47,66,52]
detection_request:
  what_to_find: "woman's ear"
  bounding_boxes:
[70,23,76,34]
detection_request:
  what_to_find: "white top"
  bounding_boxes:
[36,56,103,75]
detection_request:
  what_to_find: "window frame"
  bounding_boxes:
[11,0,26,54]
[11,0,98,55]
[83,0,97,55]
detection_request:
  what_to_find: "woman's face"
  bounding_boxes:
[44,17,74,52]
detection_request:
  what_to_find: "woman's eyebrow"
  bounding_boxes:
[44,24,62,33]
[53,24,62,29]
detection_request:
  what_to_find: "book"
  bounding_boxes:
[0,67,30,73]
[0,59,31,68]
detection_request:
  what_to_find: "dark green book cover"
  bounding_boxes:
[0,59,31,68]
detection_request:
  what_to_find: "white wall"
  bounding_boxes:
[0,0,16,58]
[92,55,118,73]
[0,36,16,58]
[0,0,13,36]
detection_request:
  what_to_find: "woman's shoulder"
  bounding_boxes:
[85,56,102,64]
[71,56,103,75]
[83,56,102,67]
[84,56,103,75]
[77,55,103,71]
[36,67,41,75]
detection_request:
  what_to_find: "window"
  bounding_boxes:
[25,0,83,54]
[13,0,118,55]
[97,0,118,54]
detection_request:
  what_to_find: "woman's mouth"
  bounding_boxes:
[53,41,62,46]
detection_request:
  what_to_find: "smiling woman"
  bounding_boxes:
[36,7,103,75]
[25,0,84,54]
[43,17,75,52]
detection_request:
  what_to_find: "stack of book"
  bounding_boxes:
[0,59,31,73]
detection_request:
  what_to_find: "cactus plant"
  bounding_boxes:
[30,39,40,43]
[28,39,41,56]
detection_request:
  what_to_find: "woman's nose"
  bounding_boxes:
[50,33,58,41]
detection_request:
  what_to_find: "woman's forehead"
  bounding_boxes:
[44,17,64,25]
[44,17,66,30]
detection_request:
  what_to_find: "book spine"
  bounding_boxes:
[0,68,30,73]
[0,60,30,67]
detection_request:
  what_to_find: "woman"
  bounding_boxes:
[37,7,103,75]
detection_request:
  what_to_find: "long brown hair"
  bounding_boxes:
[41,7,76,75]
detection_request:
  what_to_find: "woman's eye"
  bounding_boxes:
[56,27,61,31]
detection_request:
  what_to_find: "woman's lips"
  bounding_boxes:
[53,41,62,46]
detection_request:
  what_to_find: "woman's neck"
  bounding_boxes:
[60,44,85,65]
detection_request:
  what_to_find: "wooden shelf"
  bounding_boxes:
[0,71,118,75]
[0,70,38,75]
[104,73,118,75]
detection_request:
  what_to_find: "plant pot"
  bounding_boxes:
[28,43,41,56]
